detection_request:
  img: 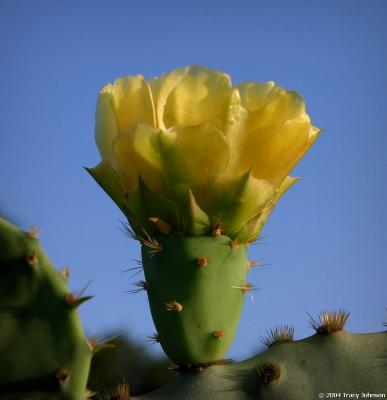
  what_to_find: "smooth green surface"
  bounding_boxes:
[142,235,249,365]
[133,331,387,400]
[0,219,92,400]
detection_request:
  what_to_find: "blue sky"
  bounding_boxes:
[1,0,386,361]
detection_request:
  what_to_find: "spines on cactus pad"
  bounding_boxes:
[140,234,249,365]
[129,314,387,400]
[0,218,93,400]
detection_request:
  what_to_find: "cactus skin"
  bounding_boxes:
[141,235,248,365]
[131,331,387,400]
[0,219,92,400]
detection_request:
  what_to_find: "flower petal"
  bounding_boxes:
[95,90,119,159]
[238,81,285,112]
[159,123,230,189]
[244,115,316,186]
[105,75,156,133]
[150,66,232,131]
[112,124,164,193]
[245,90,306,134]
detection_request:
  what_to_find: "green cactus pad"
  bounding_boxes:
[141,234,249,365]
[131,331,387,400]
[0,219,92,400]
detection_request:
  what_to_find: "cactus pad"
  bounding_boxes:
[131,330,387,400]
[141,234,249,365]
[0,219,92,400]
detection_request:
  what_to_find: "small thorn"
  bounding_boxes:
[260,326,294,347]
[166,300,183,312]
[76,280,93,299]
[307,310,349,334]
[26,226,40,239]
[231,283,256,294]
[100,380,130,400]
[87,336,116,354]
[196,256,208,267]
[122,263,143,276]
[212,224,222,237]
[144,333,160,345]
[247,260,271,269]
[115,381,130,400]
[213,329,225,339]
[84,390,97,399]
[26,251,38,266]
[122,261,143,279]
[59,266,70,280]
[127,280,149,294]
[119,220,140,241]
[56,368,71,382]
[65,294,93,308]
[139,229,162,256]
[230,239,240,249]
[122,258,143,272]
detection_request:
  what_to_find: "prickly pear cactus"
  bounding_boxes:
[0,218,93,400]
[121,313,385,400]
[88,65,320,365]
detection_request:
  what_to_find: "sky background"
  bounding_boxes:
[0,0,386,361]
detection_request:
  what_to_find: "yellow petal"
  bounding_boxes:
[150,65,232,131]
[159,123,229,188]
[105,75,156,133]
[112,124,164,193]
[243,114,315,186]
[149,66,191,129]
[238,81,285,112]
[221,88,248,175]
[95,90,119,159]
[246,90,306,134]
[229,84,310,180]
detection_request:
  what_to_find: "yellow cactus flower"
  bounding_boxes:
[89,65,320,242]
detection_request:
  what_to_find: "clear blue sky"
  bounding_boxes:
[1,0,386,361]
